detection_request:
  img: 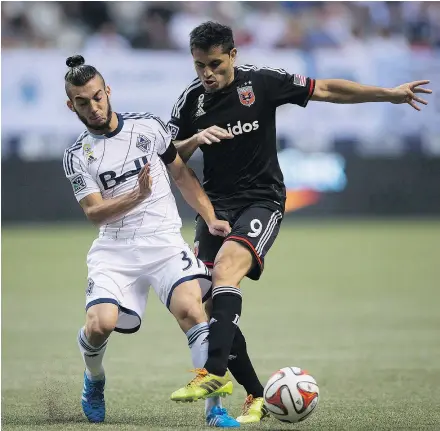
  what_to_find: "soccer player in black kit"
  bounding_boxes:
[169,21,432,422]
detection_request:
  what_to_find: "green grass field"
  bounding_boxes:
[2,220,440,431]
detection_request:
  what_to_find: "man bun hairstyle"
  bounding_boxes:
[190,21,235,53]
[66,54,85,68]
[65,55,105,96]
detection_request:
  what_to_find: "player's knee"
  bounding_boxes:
[213,254,233,272]
[171,293,206,332]
[213,241,253,285]
[85,310,117,343]
[169,280,206,329]
[86,315,115,340]
[176,300,206,326]
[212,253,236,280]
[213,254,249,287]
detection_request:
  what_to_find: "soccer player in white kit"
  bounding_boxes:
[62,55,240,427]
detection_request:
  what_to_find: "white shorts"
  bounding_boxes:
[85,232,212,334]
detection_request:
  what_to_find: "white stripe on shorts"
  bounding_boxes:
[255,210,282,255]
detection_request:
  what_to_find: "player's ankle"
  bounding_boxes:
[86,367,105,381]
[249,389,264,398]
[205,366,227,377]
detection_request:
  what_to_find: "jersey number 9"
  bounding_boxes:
[247,219,262,238]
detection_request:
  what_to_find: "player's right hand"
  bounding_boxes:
[208,219,232,238]
[137,164,153,199]
[195,126,234,145]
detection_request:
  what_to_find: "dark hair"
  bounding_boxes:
[64,55,105,95]
[189,21,234,53]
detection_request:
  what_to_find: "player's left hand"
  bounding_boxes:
[389,80,432,111]
[208,220,231,237]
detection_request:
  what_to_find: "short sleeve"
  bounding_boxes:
[168,111,196,141]
[260,68,315,108]
[63,149,100,202]
[167,81,200,140]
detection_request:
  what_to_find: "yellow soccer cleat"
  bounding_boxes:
[170,368,233,402]
[236,395,269,424]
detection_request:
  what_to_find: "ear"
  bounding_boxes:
[230,48,238,65]
[66,99,75,112]
[105,85,111,97]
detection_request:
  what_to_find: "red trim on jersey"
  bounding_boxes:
[308,78,316,97]
[203,261,214,268]
[302,78,316,107]
[225,235,263,268]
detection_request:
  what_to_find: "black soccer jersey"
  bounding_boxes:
[168,65,315,210]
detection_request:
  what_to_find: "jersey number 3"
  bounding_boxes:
[180,250,202,271]
[180,251,193,271]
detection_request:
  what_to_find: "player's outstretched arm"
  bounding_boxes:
[174,126,233,163]
[79,165,152,225]
[311,79,432,111]
[167,153,231,237]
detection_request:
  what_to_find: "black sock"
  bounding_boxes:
[228,327,264,398]
[204,286,242,376]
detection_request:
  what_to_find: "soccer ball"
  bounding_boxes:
[263,367,319,424]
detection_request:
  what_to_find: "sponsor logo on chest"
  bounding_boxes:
[197,120,259,137]
[227,120,259,136]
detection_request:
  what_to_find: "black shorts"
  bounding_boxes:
[194,202,283,280]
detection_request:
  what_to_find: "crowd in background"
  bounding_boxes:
[2,1,440,51]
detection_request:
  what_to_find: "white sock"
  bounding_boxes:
[77,327,107,381]
[186,322,222,417]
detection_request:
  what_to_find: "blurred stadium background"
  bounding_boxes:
[2,2,440,430]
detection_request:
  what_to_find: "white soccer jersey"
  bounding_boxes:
[63,112,182,238]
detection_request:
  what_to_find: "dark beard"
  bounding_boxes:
[75,97,113,133]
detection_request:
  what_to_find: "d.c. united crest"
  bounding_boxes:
[237,83,255,107]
